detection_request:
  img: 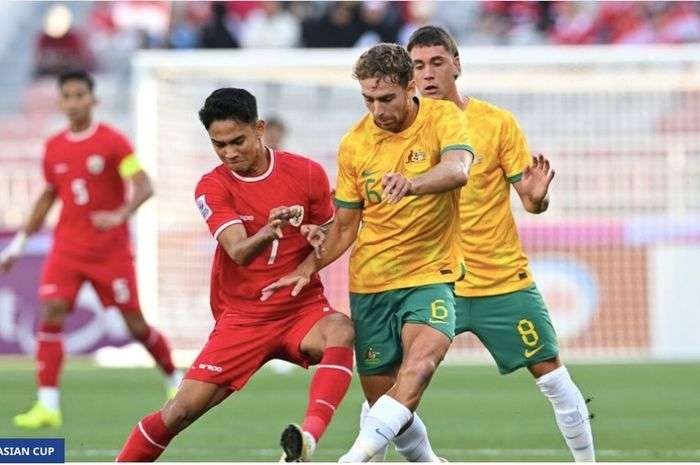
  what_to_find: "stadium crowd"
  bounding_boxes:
[35,1,700,77]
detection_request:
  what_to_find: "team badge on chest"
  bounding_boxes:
[86,154,105,174]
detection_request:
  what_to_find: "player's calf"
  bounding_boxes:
[536,365,595,462]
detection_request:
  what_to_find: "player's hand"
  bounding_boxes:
[300,224,326,258]
[0,232,28,274]
[381,172,413,203]
[0,251,18,274]
[521,154,555,203]
[91,210,128,230]
[260,268,312,301]
[267,206,303,238]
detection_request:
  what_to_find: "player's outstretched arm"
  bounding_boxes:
[260,206,361,301]
[381,149,471,203]
[513,153,555,214]
[0,186,56,273]
[219,206,299,267]
[91,170,154,230]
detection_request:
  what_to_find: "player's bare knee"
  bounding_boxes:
[123,312,149,339]
[325,315,355,348]
[41,302,68,326]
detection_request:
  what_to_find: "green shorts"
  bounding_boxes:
[455,284,559,374]
[350,283,456,375]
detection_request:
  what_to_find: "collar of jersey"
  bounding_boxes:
[65,121,99,142]
[229,146,275,182]
[368,97,427,140]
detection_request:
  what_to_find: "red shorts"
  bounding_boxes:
[39,248,140,312]
[185,301,337,391]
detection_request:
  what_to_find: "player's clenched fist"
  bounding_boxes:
[381,172,413,203]
[266,205,303,238]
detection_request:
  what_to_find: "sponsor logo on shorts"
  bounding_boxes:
[363,346,381,365]
[196,195,212,220]
[197,363,223,373]
[518,271,528,280]
[240,215,254,222]
[524,345,544,358]
[439,269,452,275]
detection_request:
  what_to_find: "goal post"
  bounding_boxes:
[132,45,700,366]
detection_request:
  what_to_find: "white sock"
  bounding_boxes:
[536,366,595,462]
[393,413,440,462]
[166,369,184,390]
[339,395,412,463]
[361,401,388,462]
[38,387,60,412]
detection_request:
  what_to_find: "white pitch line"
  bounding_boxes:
[66,447,700,458]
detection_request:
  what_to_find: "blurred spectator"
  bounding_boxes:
[655,2,700,44]
[240,2,300,48]
[302,2,364,47]
[549,2,597,45]
[597,2,656,44]
[34,4,95,78]
[398,1,437,45]
[355,1,402,47]
[263,116,286,150]
[168,2,208,49]
[200,2,240,49]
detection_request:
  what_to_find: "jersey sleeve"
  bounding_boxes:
[499,112,531,183]
[110,128,142,179]
[435,103,474,157]
[195,176,242,240]
[42,142,55,187]
[308,160,335,224]
[333,136,363,209]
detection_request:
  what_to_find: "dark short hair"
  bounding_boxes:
[198,88,258,130]
[353,43,413,88]
[407,25,459,58]
[58,70,95,92]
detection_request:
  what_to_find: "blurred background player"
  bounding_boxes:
[263,115,287,150]
[262,43,473,463]
[403,26,595,461]
[116,88,355,463]
[0,70,182,429]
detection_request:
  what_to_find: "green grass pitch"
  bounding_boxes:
[1,358,698,462]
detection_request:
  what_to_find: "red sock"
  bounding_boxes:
[116,411,176,462]
[36,322,64,387]
[302,346,353,442]
[137,327,176,375]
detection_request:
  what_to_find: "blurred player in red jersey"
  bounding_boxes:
[0,70,182,429]
[115,88,355,463]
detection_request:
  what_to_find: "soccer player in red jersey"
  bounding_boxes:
[0,70,182,429]
[115,88,355,463]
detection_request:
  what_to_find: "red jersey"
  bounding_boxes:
[195,148,334,323]
[43,122,134,259]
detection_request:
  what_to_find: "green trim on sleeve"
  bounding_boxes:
[334,198,364,209]
[118,154,143,179]
[507,172,523,183]
[441,144,474,156]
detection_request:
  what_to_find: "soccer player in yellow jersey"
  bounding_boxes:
[402,26,595,462]
[262,43,473,462]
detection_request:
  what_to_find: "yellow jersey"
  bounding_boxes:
[335,97,472,294]
[455,97,533,297]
